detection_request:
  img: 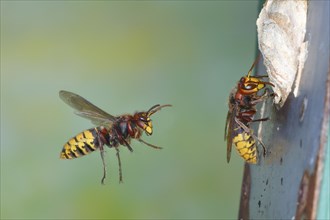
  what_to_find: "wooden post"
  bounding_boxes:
[238,1,329,219]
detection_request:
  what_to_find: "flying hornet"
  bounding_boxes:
[59,90,171,184]
[225,55,275,164]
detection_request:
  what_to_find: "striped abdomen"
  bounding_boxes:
[60,128,100,159]
[232,126,257,164]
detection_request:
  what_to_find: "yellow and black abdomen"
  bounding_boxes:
[60,128,100,159]
[232,126,257,164]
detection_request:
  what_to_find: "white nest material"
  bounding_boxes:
[257,0,308,107]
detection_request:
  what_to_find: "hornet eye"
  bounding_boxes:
[139,115,151,122]
[139,117,147,122]
[244,85,252,90]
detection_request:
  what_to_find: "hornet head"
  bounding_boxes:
[134,104,172,135]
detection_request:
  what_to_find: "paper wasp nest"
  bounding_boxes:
[257,0,308,107]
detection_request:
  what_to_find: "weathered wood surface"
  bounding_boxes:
[238,1,329,219]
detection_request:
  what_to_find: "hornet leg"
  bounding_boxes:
[97,131,108,185]
[115,147,123,183]
[139,139,163,149]
[99,144,107,185]
[122,138,133,152]
[251,117,269,123]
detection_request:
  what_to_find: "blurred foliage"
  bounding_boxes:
[1,1,258,219]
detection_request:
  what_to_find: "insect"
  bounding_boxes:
[59,90,171,184]
[225,55,275,164]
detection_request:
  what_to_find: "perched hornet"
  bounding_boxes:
[59,90,171,184]
[225,55,275,164]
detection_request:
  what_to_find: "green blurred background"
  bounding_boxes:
[1,1,259,219]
